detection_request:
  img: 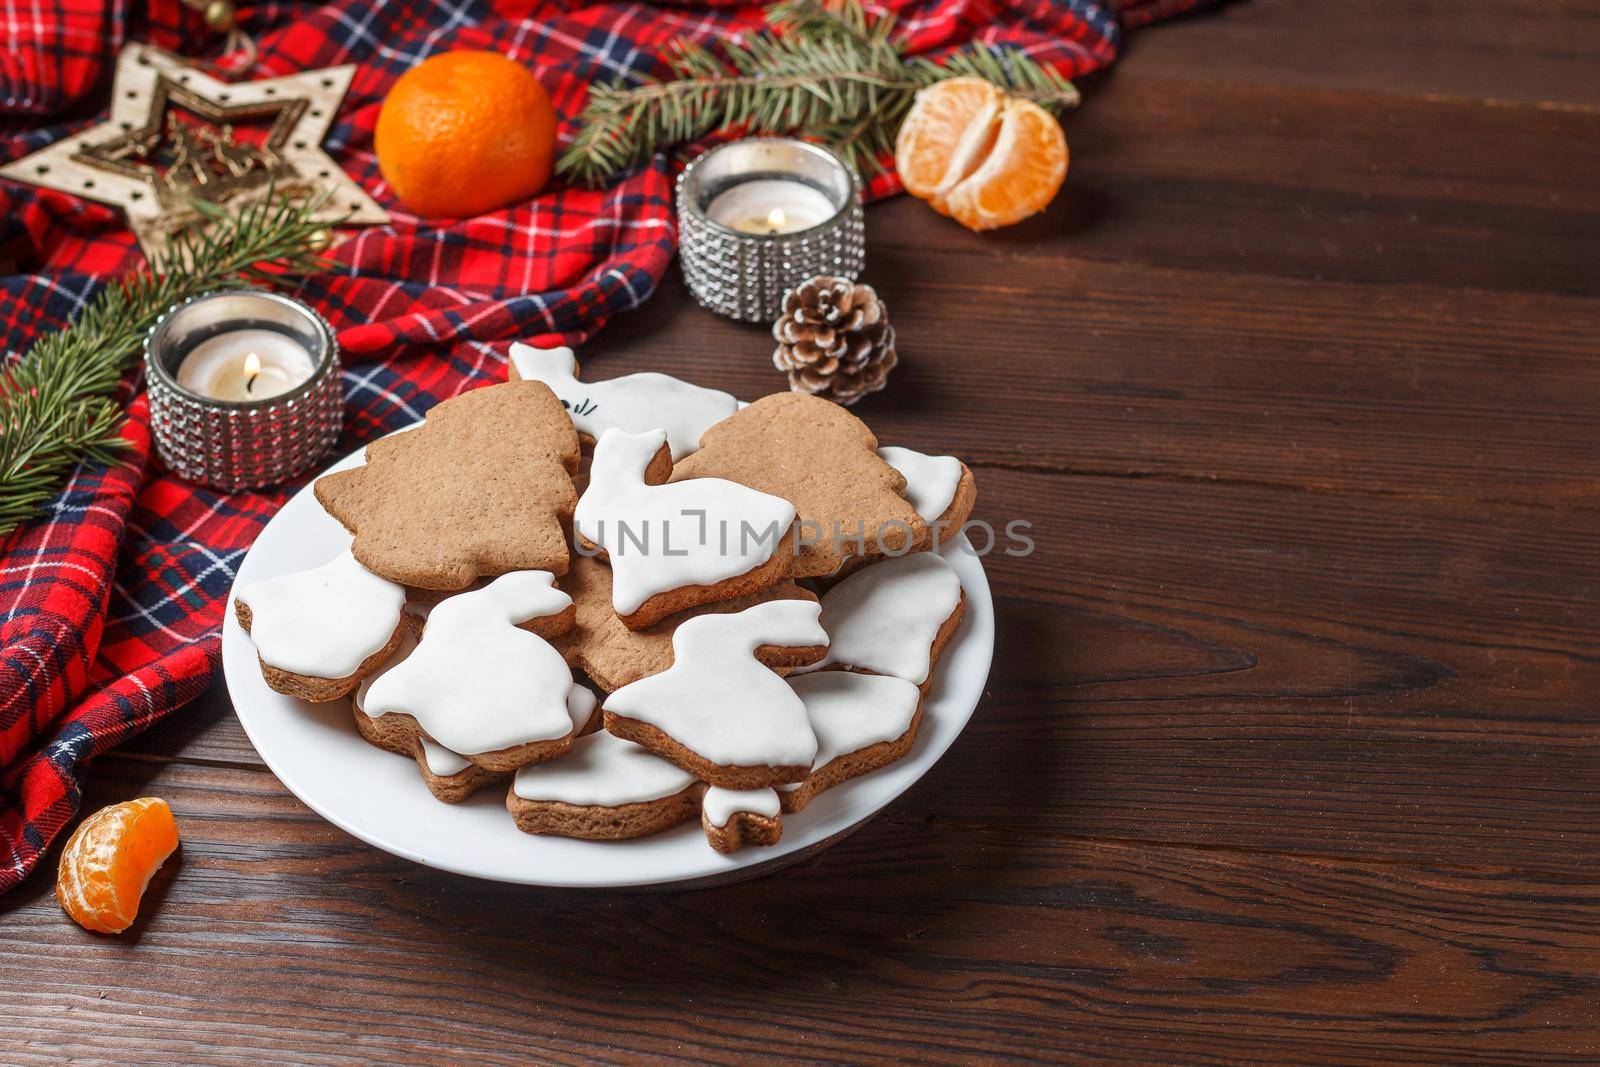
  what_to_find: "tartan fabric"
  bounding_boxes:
[0,0,1207,893]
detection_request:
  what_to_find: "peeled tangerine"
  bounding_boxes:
[57,797,180,934]
[895,77,1069,232]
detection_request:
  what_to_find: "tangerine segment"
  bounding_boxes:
[895,77,1003,207]
[942,98,1068,232]
[375,51,557,218]
[57,797,179,934]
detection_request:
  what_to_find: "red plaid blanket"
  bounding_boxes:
[0,0,1205,892]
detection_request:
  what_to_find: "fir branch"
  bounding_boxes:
[0,192,338,536]
[557,0,1079,185]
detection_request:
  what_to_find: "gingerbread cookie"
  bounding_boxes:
[566,681,603,736]
[410,683,599,803]
[235,550,407,702]
[360,571,578,772]
[412,739,506,804]
[315,381,580,590]
[603,599,828,788]
[671,392,928,577]
[552,553,820,692]
[701,787,782,853]
[876,446,976,545]
[507,731,703,840]
[575,428,797,629]
[780,671,924,813]
[508,343,739,461]
[352,627,419,755]
[796,552,965,691]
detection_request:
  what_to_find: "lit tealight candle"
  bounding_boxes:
[706,179,838,235]
[175,328,316,402]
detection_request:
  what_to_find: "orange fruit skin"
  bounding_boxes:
[56,797,180,934]
[375,51,557,218]
[895,77,1069,232]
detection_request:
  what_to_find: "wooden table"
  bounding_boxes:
[7,3,1599,1062]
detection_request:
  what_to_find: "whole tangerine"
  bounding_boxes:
[376,50,557,218]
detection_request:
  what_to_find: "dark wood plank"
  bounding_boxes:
[1128,0,1600,106]
[5,758,1598,1065]
[565,71,1600,505]
[125,464,1600,872]
[605,259,1600,505]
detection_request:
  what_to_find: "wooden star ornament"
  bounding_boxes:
[0,44,388,259]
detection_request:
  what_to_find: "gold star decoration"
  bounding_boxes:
[0,44,387,259]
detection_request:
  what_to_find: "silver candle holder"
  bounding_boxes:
[144,289,343,491]
[677,138,865,323]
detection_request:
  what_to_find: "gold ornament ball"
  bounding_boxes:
[304,228,334,253]
[204,0,235,32]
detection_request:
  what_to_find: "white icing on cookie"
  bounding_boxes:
[603,599,826,769]
[877,445,964,522]
[703,786,781,828]
[237,550,405,678]
[795,552,962,686]
[790,671,921,770]
[575,428,797,616]
[419,738,472,777]
[511,731,697,807]
[567,682,598,733]
[362,572,575,755]
[414,677,594,778]
[354,627,418,714]
[509,343,739,461]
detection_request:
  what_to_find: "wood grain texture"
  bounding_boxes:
[9,4,1600,1063]
[1124,0,1600,106]
[4,759,1599,1065]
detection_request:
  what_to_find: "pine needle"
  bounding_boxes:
[557,0,1079,186]
[0,191,339,536]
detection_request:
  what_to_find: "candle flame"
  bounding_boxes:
[243,352,262,378]
[766,207,786,232]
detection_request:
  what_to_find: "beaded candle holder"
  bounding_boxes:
[144,289,343,491]
[677,138,865,323]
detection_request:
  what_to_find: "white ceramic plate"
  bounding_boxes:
[222,439,995,889]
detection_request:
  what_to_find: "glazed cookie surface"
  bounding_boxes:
[314,380,580,590]
[877,445,977,542]
[671,392,928,578]
[360,571,577,771]
[603,598,828,788]
[797,551,965,688]
[235,549,407,702]
[780,670,924,813]
[575,427,797,628]
[508,343,738,461]
[507,731,703,840]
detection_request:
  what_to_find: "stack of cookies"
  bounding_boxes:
[234,343,976,854]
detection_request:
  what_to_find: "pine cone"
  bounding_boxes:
[772,275,897,406]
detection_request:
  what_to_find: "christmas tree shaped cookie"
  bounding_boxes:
[509,343,739,461]
[575,428,797,629]
[360,571,578,772]
[316,381,580,590]
[603,599,829,788]
[671,392,928,577]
